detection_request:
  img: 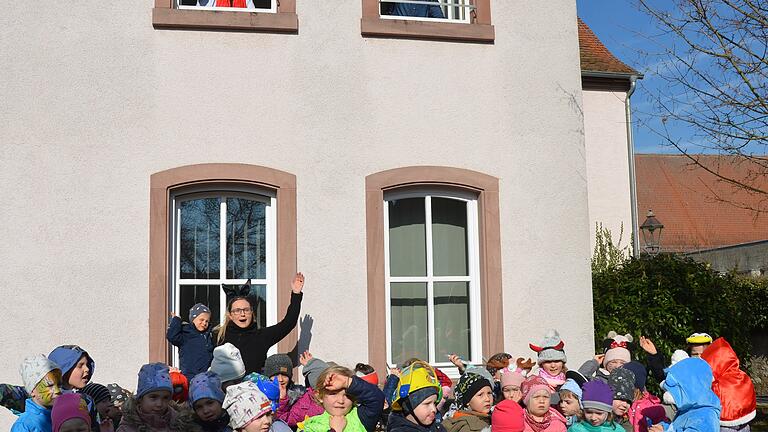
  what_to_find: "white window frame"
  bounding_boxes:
[383,188,482,378]
[176,0,277,14]
[378,0,473,24]
[170,186,278,366]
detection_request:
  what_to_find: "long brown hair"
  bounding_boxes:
[216,296,254,345]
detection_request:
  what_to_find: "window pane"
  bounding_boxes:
[226,197,267,280]
[434,281,470,359]
[180,198,221,279]
[179,285,221,325]
[388,198,427,277]
[390,282,428,365]
[431,198,468,276]
[224,283,267,329]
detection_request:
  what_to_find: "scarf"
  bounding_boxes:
[525,409,552,432]
[537,369,565,389]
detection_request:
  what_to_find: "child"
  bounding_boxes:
[12,354,63,432]
[500,370,525,403]
[210,344,247,391]
[649,358,720,432]
[299,365,385,432]
[606,368,634,431]
[106,383,131,428]
[492,400,525,432]
[48,345,95,391]
[223,381,291,432]
[267,353,323,428]
[621,362,667,432]
[443,372,494,432]
[568,381,622,432]
[167,304,215,380]
[685,333,712,358]
[520,376,566,432]
[578,333,632,383]
[558,379,582,426]
[190,371,230,432]
[116,362,201,432]
[52,393,91,432]
[354,363,379,386]
[529,330,567,390]
[82,383,121,432]
[700,338,756,432]
[387,361,444,432]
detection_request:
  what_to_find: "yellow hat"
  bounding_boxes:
[686,333,713,344]
[391,361,441,411]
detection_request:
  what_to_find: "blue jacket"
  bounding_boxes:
[348,376,386,432]
[167,316,214,379]
[660,358,721,432]
[386,0,444,18]
[11,399,51,432]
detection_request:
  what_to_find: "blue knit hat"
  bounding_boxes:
[189,371,225,405]
[189,303,212,323]
[559,378,582,403]
[137,363,173,399]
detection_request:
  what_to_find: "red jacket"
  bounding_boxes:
[700,338,756,427]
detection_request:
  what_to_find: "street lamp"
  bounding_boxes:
[640,209,664,256]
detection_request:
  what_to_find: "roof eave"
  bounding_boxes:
[581,70,645,80]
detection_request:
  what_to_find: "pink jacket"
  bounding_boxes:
[629,392,668,432]
[275,388,324,427]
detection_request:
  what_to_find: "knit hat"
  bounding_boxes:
[492,399,525,432]
[81,383,111,405]
[223,381,273,430]
[107,383,131,407]
[20,354,62,393]
[500,370,525,389]
[170,369,189,402]
[622,361,647,391]
[521,375,551,405]
[608,368,635,402]
[209,343,246,383]
[403,387,439,413]
[302,357,330,389]
[455,372,492,409]
[670,350,689,365]
[189,303,212,323]
[136,363,173,399]
[559,379,583,402]
[565,370,588,388]
[602,332,632,366]
[529,329,567,364]
[52,393,91,432]
[581,380,613,412]
[263,354,293,379]
[48,345,95,380]
[189,371,225,405]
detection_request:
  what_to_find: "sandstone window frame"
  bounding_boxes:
[149,163,297,363]
[360,0,494,43]
[365,166,504,374]
[152,0,298,33]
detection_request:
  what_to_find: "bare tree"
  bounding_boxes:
[637,0,768,212]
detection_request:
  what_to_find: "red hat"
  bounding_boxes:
[170,369,189,403]
[492,399,525,432]
[701,338,756,426]
[356,371,379,386]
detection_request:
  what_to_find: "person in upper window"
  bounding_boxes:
[383,0,445,19]
[166,303,215,381]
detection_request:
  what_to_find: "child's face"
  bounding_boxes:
[541,361,564,376]
[32,370,62,408]
[407,394,438,425]
[193,313,211,332]
[612,399,629,416]
[58,418,90,432]
[272,374,290,389]
[321,388,353,417]
[67,355,91,389]
[605,360,626,372]
[584,408,608,426]
[242,412,273,432]
[194,398,224,423]
[229,299,254,329]
[468,386,493,415]
[139,390,172,415]
[689,344,708,358]
[502,384,522,402]
[526,390,551,417]
[559,394,580,417]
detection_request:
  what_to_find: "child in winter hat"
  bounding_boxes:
[530,330,567,389]
[576,332,632,384]
[493,399,525,432]
[12,354,63,432]
[442,370,495,432]
[83,382,123,432]
[52,393,91,432]
[621,362,667,432]
[500,369,526,402]
[189,371,230,431]
[520,375,566,432]
[223,381,275,431]
[558,379,582,426]
[167,303,214,380]
[570,381,622,432]
[48,345,95,391]
[607,368,634,425]
[210,343,247,389]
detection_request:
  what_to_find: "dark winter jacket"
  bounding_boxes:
[115,398,202,432]
[166,316,214,379]
[349,375,386,432]
[214,292,303,374]
[388,411,446,432]
[194,412,232,432]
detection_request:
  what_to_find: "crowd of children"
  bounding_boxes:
[2,274,759,432]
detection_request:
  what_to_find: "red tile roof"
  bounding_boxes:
[635,154,768,252]
[578,18,638,75]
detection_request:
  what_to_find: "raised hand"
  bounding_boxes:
[299,351,313,366]
[594,354,605,363]
[639,336,658,355]
[324,373,351,391]
[292,272,305,294]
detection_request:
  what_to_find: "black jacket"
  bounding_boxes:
[387,412,446,432]
[348,376,386,432]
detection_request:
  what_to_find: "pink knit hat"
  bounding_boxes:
[521,375,551,405]
[52,393,91,432]
[500,370,525,389]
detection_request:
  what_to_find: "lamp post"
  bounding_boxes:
[640,209,664,256]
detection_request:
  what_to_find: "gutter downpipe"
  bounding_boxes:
[626,75,640,257]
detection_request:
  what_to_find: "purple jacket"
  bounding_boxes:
[275,388,324,427]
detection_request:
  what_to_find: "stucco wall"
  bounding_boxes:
[583,89,633,253]
[0,1,594,421]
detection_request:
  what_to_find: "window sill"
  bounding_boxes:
[152,8,298,33]
[360,17,494,43]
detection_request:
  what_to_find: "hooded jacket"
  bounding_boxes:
[628,391,668,432]
[442,411,491,432]
[660,358,721,432]
[48,346,95,381]
[11,399,52,432]
[387,411,447,432]
[115,397,202,432]
[275,386,324,427]
[700,338,756,427]
[166,316,214,379]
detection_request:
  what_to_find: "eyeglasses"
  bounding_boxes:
[231,307,252,315]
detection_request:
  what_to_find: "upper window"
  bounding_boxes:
[380,0,472,23]
[177,0,276,14]
[385,189,483,368]
[153,0,297,32]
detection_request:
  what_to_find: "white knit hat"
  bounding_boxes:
[209,343,246,383]
[223,381,273,429]
[670,350,689,366]
[20,354,61,393]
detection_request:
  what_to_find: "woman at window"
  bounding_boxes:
[214,273,305,374]
[383,0,445,18]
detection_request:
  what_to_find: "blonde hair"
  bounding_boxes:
[216,297,254,345]
[313,366,355,402]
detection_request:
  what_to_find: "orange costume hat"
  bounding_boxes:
[700,338,756,427]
